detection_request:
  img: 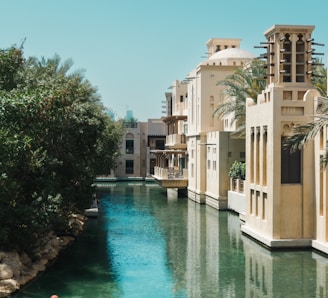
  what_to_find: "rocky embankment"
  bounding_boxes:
[0,214,85,297]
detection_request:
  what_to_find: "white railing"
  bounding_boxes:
[153,166,188,180]
[230,178,245,194]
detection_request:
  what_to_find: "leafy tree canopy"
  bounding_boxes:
[0,45,123,252]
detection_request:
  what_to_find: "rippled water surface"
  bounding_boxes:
[13,182,328,297]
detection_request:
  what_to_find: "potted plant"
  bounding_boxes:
[229,160,241,179]
[229,161,246,191]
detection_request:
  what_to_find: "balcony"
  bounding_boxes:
[165,134,187,149]
[228,178,246,217]
[230,178,245,193]
[152,166,188,188]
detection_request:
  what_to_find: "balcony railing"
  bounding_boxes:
[165,134,186,147]
[230,178,245,194]
[153,166,188,180]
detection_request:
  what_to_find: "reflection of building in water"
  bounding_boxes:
[227,211,243,249]
[185,202,247,297]
[243,235,321,297]
[141,187,189,296]
[313,253,328,297]
[204,206,220,295]
[243,236,273,297]
[186,201,204,297]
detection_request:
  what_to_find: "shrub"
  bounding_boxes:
[229,160,246,180]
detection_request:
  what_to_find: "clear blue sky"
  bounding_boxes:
[1,0,327,121]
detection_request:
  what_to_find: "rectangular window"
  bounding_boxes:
[126,140,134,154]
[281,137,301,183]
[125,160,134,174]
[184,123,188,135]
[155,139,165,150]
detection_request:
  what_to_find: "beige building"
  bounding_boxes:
[154,24,328,256]
[115,116,166,179]
[242,25,324,249]
[152,39,253,201]
[115,118,148,178]
[147,118,167,176]
[186,38,253,208]
[152,80,189,192]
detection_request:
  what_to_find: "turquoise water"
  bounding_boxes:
[13,182,328,297]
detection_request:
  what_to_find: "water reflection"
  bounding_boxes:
[12,182,328,297]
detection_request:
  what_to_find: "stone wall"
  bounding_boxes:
[0,214,85,297]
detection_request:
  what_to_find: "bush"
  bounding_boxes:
[229,160,246,180]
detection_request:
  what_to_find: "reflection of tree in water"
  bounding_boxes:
[15,182,328,297]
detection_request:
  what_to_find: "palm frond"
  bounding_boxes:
[312,58,327,96]
[320,150,328,169]
[214,60,266,136]
[283,116,328,152]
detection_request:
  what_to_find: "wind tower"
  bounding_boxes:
[242,25,324,248]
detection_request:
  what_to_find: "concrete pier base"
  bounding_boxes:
[241,225,312,249]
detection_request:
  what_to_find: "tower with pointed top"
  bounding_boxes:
[242,25,322,248]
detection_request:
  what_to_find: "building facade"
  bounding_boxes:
[147,118,167,176]
[186,38,253,208]
[115,118,148,178]
[115,114,166,179]
[152,81,189,191]
[242,25,323,249]
[153,24,328,256]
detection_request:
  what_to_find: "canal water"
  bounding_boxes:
[12,182,328,297]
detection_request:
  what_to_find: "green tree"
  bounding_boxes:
[0,47,123,252]
[213,59,266,137]
[0,44,25,91]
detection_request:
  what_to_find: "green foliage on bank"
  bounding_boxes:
[0,45,123,253]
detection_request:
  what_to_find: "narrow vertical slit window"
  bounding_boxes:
[256,127,260,185]
[296,34,305,82]
[263,127,267,186]
[262,193,267,220]
[320,167,323,216]
[282,34,292,82]
[250,128,254,183]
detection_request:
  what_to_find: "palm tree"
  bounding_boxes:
[284,59,328,166]
[312,58,327,96]
[213,59,266,137]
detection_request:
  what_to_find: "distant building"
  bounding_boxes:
[114,113,166,179]
[147,119,167,176]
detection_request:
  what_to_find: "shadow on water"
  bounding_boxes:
[12,182,328,297]
[12,216,121,298]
